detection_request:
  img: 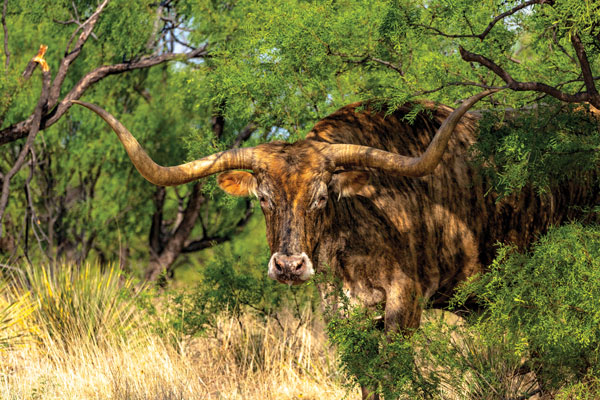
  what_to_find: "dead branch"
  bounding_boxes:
[233,122,257,148]
[146,1,165,50]
[0,45,51,236]
[0,44,208,146]
[50,0,110,110]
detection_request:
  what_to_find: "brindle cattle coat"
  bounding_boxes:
[76,97,598,400]
[223,102,598,332]
[74,98,598,334]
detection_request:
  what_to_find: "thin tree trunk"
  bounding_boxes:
[144,182,204,281]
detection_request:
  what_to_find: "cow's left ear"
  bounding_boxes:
[330,171,370,197]
[217,171,257,197]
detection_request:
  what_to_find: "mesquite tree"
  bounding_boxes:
[2,0,599,283]
[0,1,254,278]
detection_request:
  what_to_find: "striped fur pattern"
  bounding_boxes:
[221,102,599,332]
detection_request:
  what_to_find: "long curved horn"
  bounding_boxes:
[71,101,255,186]
[325,89,500,177]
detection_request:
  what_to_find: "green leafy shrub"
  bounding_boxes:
[454,223,600,390]
[415,311,539,400]
[321,276,436,399]
[326,303,436,399]
[152,249,317,341]
[326,223,600,398]
[473,103,600,197]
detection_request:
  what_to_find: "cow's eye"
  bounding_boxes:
[312,194,328,209]
[259,195,271,209]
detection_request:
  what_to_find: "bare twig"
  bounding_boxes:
[317,37,405,76]
[370,57,404,76]
[182,198,254,253]
[49,0,110,110]
[146,2,165,50]
[71,1,79,21]
[53,18,99,41]
[2,0,9,69]
[171,33,196,51]
[0,45,51,236]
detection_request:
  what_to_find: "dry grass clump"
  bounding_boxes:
[1,310,358,400]
[0,262,358,400]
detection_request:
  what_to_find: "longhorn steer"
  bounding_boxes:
[73,92,597,397]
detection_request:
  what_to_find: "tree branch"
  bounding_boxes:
[182,198,254,253]
[149,186,166,255]
[370,57,404,76]
[146,1,165,50]
[550,24,576,65]
[417,0,551,40]
[0,45,208,146]
[145,182,205,281]
[22,45,50,80]
[233,122,257,148]
[49,0,110,110]
[318,37,404,76]
[571,32,600,107]
[459,46,590,103]
[0,45,51,235]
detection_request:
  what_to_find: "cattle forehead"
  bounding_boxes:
[254,141,334,185]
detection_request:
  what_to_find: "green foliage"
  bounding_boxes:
[454,223,600,387]
[321,275,436,399]
[473,102,600,195]
[146,248,316,340]
[326,224,600,398]
[9,262,140,350]
[326,303,435,399]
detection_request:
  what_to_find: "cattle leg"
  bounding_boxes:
[358,283,423,399]
[384,282,423,333]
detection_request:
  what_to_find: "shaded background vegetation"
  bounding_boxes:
[1,0,600,398]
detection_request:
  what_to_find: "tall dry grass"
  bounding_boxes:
[0,262,359,400]
[1,308,358,400]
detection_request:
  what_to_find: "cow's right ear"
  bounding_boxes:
[217,171,257,197]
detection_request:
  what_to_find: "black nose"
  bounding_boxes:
[273,254,306,278]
